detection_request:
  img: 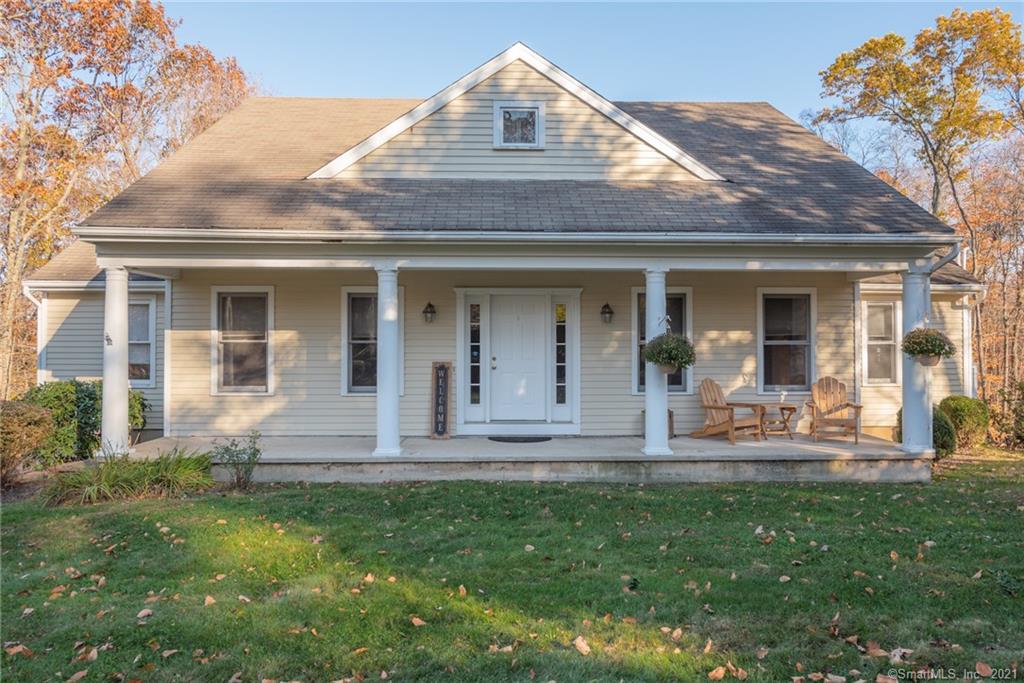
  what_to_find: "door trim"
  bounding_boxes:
[455,288,581,436]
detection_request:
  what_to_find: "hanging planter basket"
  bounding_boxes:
[642,333,696,374]
[659,364,680,374]
[901,328,956,367]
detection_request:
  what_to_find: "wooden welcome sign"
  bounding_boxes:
[430,361,452,439]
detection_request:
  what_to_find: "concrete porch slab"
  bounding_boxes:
[133,434,930,484]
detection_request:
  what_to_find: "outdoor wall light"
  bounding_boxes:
[422,302,437,323]
[600,303,614,323]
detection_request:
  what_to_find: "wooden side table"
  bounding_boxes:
[762,404,798,439]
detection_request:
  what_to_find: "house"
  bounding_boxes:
[24,43,983,482]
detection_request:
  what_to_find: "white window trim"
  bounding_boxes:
[493,100,545,150]
[209,286,275,396]
[129,295,157,389]
[340,286,405,396]
[630,286,694,396]
[862,300,903,387]
[756,287,817,395]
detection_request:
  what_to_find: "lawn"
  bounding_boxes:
[2,452,1022,682]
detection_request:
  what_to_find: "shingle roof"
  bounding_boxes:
[862,261,980,286]
[26,241,158,283]
[80,97,955,237]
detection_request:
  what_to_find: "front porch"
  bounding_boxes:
[134,434,930,483]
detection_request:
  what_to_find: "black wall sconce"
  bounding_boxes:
[422,302,437,323]
[600,303,614,323]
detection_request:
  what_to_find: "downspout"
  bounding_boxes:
[22,284,46,385]
[929,244,960,274]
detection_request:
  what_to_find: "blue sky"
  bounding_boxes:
[166,2,1020,121]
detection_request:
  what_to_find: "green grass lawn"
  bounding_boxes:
[2,452,1022,682]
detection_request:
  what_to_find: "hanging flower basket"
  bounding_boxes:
[643,333,696,374]
[901,328,956,366]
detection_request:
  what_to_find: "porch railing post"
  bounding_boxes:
[101,267,130,454]
[643,267,673,456]
[374,266,402,456]
[901,262,933,455]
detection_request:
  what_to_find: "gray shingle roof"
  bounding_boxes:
[80,97,955,237]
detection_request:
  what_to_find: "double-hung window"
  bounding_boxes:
[865,302,899,385]
[759,290,814,392]
[213,288,272,394]
[128,299,155,387]
[634,288,692,393]
[341,287,404,395]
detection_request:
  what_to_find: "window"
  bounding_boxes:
[341,287,404,395]
[866,302,899,385]
[128,299,155,387]
[493,101,545,149]
[759,290,814,392]
[634,288,691,393]
[212,288,272,394]
[469,303,482,405]
[554,303,567,404]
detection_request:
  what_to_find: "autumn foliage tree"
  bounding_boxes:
[812,7,1024,440]
[0,0,253,399]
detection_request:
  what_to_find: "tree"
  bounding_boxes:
[0,0,253,400]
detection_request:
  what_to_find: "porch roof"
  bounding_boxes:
[78,98,955,238]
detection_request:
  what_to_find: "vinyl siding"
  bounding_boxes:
[340,60,699,182]
[861,293,967,430]
[168,270,869,438]
[41,291,164,431]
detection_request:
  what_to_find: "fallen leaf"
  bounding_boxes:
[524,544,535,552]
[411,616,427,627]
[972,569,984,580]
[756,647,769,659]
[458,584,467,598]
[875,676,898,683]
[671,627,683,642]
[4,644,33,657]
[203,595,216,607]
[573,635,591,656]
[703,638,713,654]
[136,609,153,619]
[238,595,252,603]
[825,675,845,683]
[21,607,34,617]
[161,649,179,658]
[865,641,888,657]
[67,671,88,683]
[779,575,791,583]
[976,662,993,677]
[708,665,726,680]
[216,519,227,525]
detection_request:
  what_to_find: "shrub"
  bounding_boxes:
[0,402,54,489]
[19,380,149,463]
[896,406,956,458]
[43,448,213,506]
[900,328,957,359]
[938,395,989,451]
[212,430,262,490]
[642,333,696,370]
[994,381,1024,450]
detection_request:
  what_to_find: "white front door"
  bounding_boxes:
[490,294,547,421]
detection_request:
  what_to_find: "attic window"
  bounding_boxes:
[494,101,545,149]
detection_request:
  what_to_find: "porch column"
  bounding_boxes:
[901,263,932,454]
[643,268,673,456]
[374,266,402,456]
[101,267,130,454]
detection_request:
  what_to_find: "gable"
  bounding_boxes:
[337,60,704,181]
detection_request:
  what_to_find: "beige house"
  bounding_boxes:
[24,44,982,482]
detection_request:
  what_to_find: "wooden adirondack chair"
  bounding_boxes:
[806,376,862,444]
[690,378,765,444]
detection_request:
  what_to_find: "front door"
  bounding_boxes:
[490,294,547,421]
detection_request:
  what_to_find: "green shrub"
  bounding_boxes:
[642,333,696,370]
[43,448,213,506]
[0,402,54,489]
[895,406,956,458]
[938,395,989,451]
[19,380,149,463]
[212,430,262,490]
[995,381,1024,449]
[900,328,957,358]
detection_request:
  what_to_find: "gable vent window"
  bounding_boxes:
[494,101,544,149]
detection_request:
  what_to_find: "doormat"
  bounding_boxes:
[488,436,552,444]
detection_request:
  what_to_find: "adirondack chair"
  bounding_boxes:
[690,378,765,444]
[806,376,862,444]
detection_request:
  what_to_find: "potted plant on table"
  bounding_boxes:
[901,327,957,366]
[643,332,696,374]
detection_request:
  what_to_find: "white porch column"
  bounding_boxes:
[101,267,130,453]
[901,263,932,454]
[374,266,402,456]
[643,268,673,456]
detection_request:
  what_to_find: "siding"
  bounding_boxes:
[861,293,967,430]
[42,291,164,431]
[340,60,699,182]
[168,270,859,437]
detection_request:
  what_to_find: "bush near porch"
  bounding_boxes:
[18,380,149,464]
[1,452,1021,682]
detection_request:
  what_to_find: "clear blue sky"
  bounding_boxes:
[166,2,1020,121]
